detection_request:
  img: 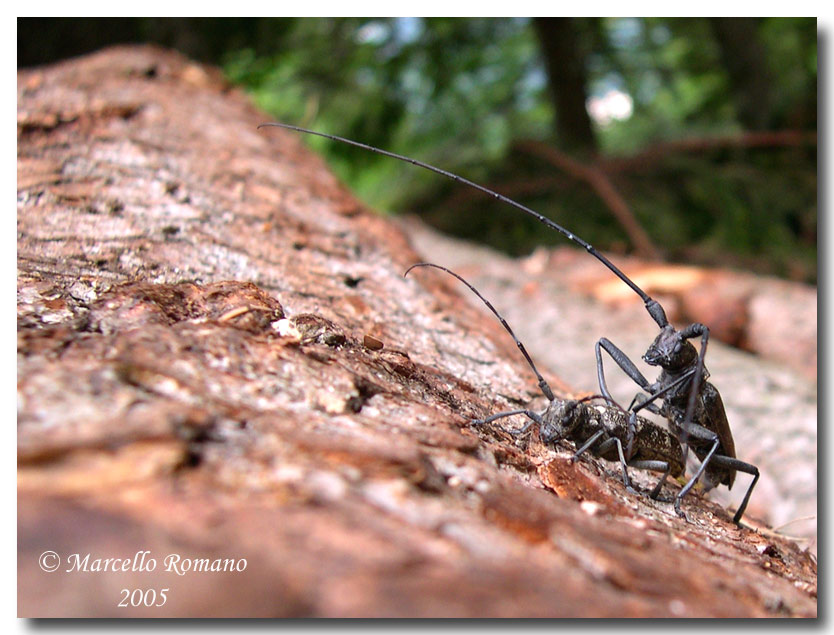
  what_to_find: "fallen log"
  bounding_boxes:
[17,45,816,617]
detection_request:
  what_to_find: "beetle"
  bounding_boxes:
[479,390,686,501]
[405,262,684,502]
[260,122,759,524]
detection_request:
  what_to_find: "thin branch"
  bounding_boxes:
[514,140,659,260]
[601,130,817,173]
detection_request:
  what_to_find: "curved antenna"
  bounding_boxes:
[259,122,669,328]
[404,262,554,402]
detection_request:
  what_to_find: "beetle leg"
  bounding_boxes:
[673,423,721,518]
[595,338,653,458]
[628,460,673,500]
[707,454,760,525]
[472,409,544,438]
[591,436,636,493]
[678,324,710,452]
[572,429,606,460]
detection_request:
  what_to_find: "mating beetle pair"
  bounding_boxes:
[261,122,759,525]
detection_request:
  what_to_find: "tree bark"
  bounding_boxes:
[17,45,815,617]
[533,17,597,154]
[709,18,775,131]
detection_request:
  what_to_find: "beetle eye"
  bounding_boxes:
[673,342,681,353]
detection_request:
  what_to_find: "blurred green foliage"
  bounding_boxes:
[225,19,549,210]
[17,17,816,280]
[223,18,816,281]
[26,18,817,282]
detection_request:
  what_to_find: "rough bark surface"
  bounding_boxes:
[18,46,816,617]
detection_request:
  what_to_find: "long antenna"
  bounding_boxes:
[404,262,554,402]
[259,122,669,328]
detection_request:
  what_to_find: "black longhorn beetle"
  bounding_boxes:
[259,122,760,525]
[405,262,685,502]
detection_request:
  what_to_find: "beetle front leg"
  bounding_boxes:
[595,338,653,458]
[472,409,544,437]
[679,323,710,451]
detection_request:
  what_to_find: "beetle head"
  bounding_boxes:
[539,400,584,444]
[643,325,698,370]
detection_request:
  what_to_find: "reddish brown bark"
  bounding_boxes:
[18,46,815,617]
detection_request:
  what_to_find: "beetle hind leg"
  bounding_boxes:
[707,454,760,525]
